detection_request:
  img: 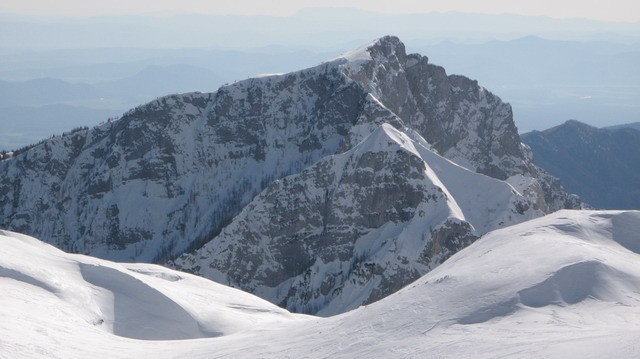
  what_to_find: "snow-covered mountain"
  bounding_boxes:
[2,210,639,358]
[0,36,579,313]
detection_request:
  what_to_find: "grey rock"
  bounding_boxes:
[172,124,541,315]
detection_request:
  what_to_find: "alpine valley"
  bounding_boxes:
[0,36,583,317]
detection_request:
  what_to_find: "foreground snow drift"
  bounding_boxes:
[2,210,640,358]
[0,230,302,342]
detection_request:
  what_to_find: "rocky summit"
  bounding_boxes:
[0,36,579,314]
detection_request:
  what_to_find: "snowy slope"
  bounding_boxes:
[174,123,541,315]
[2,210,639,358]
[0,230,303,344]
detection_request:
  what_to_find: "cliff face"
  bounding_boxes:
[174,124,541,315]
[0,36,577,313]
[339,36,527,180]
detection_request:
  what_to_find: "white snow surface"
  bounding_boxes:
[0,229,303,342]
[2,210,640,358]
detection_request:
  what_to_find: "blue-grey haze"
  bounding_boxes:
[1,9,638,150]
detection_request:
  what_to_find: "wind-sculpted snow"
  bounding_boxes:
[0,36,579,314]
[2,211,640,358]
[0,230,300,342]
[174,124,541,315]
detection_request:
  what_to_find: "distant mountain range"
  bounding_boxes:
[605,121,640,131]
[418,36,640,131]
[2,35,639,151]
[0,77,102,107]
[522,120,640,209]
[0,65,225,150]
[2,11,639,151]
[0,64,224,108]
[0,104,119,151]
[2,10,639,50]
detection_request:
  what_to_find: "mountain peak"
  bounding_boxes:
[369,35,405,53]
[336,35,406,65]
[563,119,593,128]
[545,119,597,136]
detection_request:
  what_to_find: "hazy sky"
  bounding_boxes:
[2,0,639,22]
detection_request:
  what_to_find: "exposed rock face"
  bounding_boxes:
[340,36,528,180]
[337,36,579,213]
[0,35,577,314]
[174,125,540,315]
